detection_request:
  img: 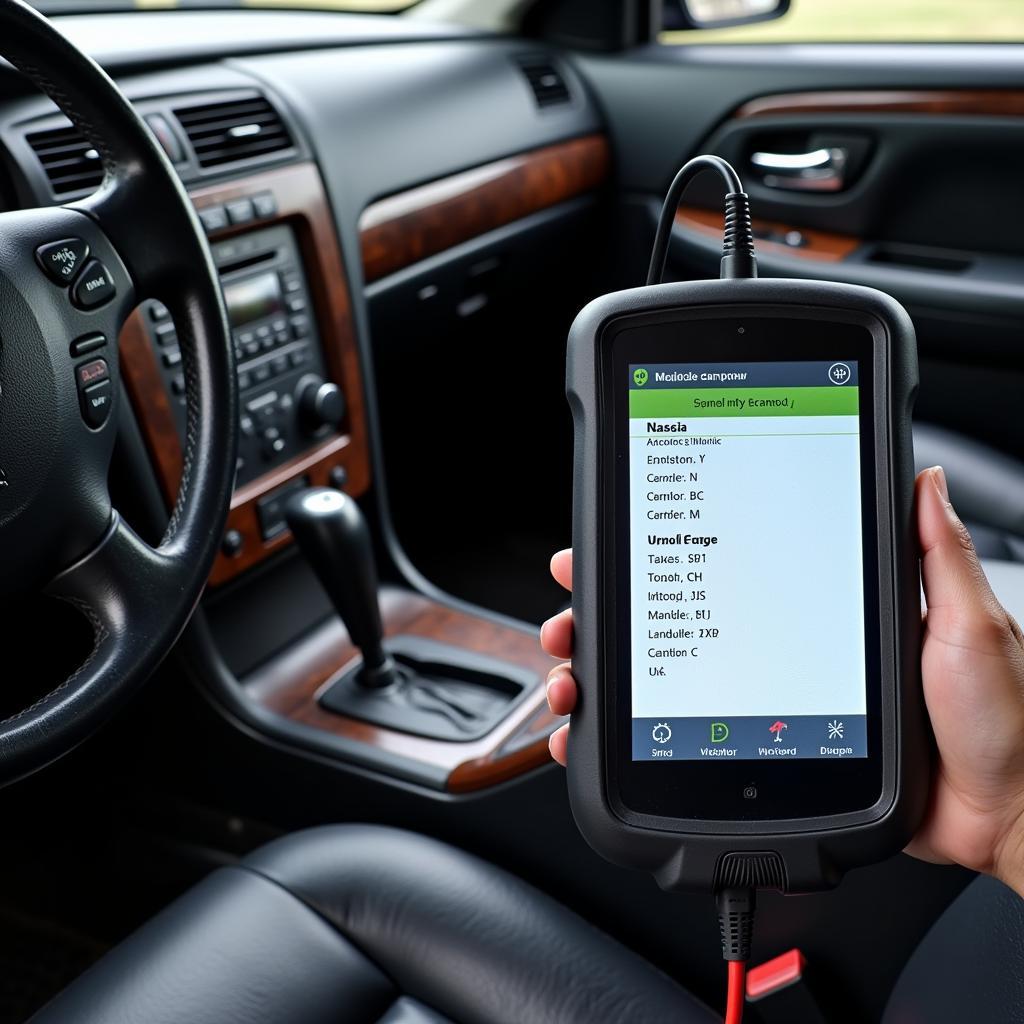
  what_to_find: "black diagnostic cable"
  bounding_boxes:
[646,154,759,1022]
[645,154,758,285]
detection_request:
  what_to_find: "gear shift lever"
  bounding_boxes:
[285,487,397,688]
[284,486,532,742]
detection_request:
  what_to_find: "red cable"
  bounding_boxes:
[724,960,747,1024]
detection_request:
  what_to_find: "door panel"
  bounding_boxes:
[575,46,1024,454]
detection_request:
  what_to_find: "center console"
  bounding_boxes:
[119,162,372,585]
[116,157,561,794]
[143,223,342,489]
[113,152,588,794]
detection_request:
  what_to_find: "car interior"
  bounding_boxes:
[0,0,1023,1021]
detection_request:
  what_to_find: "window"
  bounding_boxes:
[662,0,1024,44]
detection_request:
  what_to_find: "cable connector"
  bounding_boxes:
[717,887,756,962]
[720,192,757,280]
[646,154,758,285]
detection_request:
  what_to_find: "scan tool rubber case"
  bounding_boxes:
[566,277,929,894]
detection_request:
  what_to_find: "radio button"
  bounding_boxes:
[261,426,286,459]
[253,363,271,384]
[148,302,170,322]
[246,392,278,416]
[243,341,260,358]
[198,205,228,234]
[271,355,288,375]
[171,374,186,396]
[162,348,182,368]
[271,317,288,334]
[225,198,255,226]
[238,371,252,390]
[289,346,309,368]
[252,192,278,219]
[287,296,306,315]
[290,315,310,339]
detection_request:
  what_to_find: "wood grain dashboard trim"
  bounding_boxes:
[359,134,610,283]
[244,586,562,793]
[735,89,1024,120]
[118,161,371,586]
[676,204,859,263]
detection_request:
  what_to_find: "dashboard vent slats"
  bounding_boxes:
[26,125,103,196]
[515,56,571,109]
[173,95,293,169]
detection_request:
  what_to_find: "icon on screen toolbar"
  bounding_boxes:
[652,722,672,744]
[828,362,852,385]
[710,722,729,743]
[827,720,845,740]
[768,720,788,743]
[633,367,649,387]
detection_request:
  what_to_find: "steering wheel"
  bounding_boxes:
[0,1,236,783]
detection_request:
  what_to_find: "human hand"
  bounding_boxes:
[539,468,1024,896]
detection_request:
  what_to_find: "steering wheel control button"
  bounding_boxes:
[71,260,116,310]
[69,332,106,357]
[75,358,109,390]
[36,238,90,286]
[80,379,113,429]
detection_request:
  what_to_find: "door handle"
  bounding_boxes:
[750,147,848,192]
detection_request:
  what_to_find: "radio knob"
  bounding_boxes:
[296,375,345,435]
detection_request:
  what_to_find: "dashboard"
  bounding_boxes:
[0,7,608,793]
[0,11,606,587]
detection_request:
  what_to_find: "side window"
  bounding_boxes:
[662,1,1024,43]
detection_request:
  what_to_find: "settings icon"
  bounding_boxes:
[827,720,845,740]
[652,722,672,744]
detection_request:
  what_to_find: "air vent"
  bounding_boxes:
[26,125,103,197]
[515,56,571,109]
[173,95,293,170]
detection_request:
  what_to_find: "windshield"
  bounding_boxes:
[30,1,411,14]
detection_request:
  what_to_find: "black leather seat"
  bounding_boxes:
[915,422,1024,562]
[29,825,716,1024]
[883,874,1024,1023]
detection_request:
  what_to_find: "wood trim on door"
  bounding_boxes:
[676,204,860,263]
[359,134,610,283]
[735,89,1024,120]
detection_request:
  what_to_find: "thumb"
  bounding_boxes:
[917,466,1013,656]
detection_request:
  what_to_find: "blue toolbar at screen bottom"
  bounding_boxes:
[632,715,868,761]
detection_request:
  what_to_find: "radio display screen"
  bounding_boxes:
[223,271,283,329]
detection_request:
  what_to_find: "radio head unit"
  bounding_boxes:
[143,222,345,489]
